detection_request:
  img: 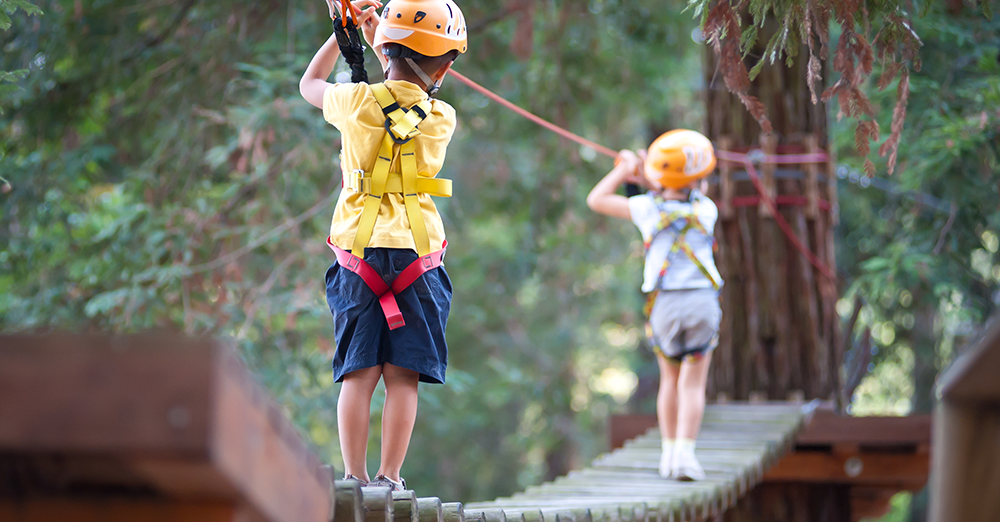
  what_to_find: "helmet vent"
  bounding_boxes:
[414,11,426,23]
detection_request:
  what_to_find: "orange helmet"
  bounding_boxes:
[374,0,468,57]
[643,130,717,189]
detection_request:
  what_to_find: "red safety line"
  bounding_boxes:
[731,195,832,211]
[445,69,836,282]
[448,69,620,159]
[716,150,828,165]
[721,154,837,282]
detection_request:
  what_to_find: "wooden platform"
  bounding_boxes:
[0,334,332,522]
[463,404,808,522]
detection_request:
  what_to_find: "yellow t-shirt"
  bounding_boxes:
[323,80,456,252]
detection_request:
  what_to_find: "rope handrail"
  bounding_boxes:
[448,69,620,159]
[447,69,837,282]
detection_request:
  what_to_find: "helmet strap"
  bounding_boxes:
[404,57,441,96]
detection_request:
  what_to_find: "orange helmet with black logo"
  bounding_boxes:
[374,0,468,58]
[643,130,717,189]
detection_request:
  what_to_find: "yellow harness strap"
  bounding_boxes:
[345,171,452,198]
[350,84,440,258]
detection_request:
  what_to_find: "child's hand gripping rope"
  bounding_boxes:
[326,0,382,83]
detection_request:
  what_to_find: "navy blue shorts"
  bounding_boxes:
[325,247,452,384]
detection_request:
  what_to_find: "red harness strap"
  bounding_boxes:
[326,237,447,330]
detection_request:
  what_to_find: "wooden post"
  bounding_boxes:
[758,135,778,219]
[805,135,821,219]
[719,136,735,220]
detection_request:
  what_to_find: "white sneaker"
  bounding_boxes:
[672,449,705,481]
[659,448,674,478]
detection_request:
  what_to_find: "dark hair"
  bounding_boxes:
[382,43,459,69]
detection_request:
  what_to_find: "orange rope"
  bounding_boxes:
[445,69,836,282]
[718,152,837,282]
[448,69,620,159]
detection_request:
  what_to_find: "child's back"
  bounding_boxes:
[325,80,456,252]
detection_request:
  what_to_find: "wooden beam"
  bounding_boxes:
[937,321,1000,402]
[0,334,332,522]
[764,452,929,488]
[610,408,932,451]
[793,409,931,446]
[0,500,235,522]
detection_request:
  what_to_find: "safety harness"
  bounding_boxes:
[326,83,453,330]
[641,192,721,355]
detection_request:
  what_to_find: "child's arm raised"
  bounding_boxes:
[299,0,382,109]
[586,150,644,220]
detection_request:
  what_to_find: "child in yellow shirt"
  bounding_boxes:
[299,0,467,491]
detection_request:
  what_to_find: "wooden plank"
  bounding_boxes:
[442,503,465,522]
[0,499,235,522]
[417,497,444,522]
[362,488,394,522]
[393,491,419,522]
[335,481,366,522]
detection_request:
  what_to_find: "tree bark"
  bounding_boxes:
[703,18,840,403]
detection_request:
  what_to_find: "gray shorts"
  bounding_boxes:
[647,288,721,363]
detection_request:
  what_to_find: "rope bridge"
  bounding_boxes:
[0,335,809,522]
[327,404,808,522]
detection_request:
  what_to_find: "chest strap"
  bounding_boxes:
[345,170,452,198]
[645,196,721,293]
[328,238,446,330]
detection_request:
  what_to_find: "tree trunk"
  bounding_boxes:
[703,19,841,404]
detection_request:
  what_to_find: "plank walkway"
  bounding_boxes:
[0,335,807,522]
[338,404,808,522]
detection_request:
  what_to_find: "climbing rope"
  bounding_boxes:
[446,70,837,283]
[332,0,369,84]
[447,70,620,159]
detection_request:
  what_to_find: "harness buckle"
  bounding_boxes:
[385,118,413,145]
[421,255,434,269]
[344,256,361,271]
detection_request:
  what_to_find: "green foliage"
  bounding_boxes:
[835,7,1000,414]
[0,0,40,113]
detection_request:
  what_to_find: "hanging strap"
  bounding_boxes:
[351,130,396,256]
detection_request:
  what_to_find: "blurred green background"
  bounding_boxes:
[2,2,998,519]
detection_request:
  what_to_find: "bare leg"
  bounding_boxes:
[337,365,383,482]
[376,363,420,482]
[655,352,681,440]
[676,351,713,440]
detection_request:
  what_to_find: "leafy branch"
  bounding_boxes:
[1,0,43,115]
[696,0,992,175]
